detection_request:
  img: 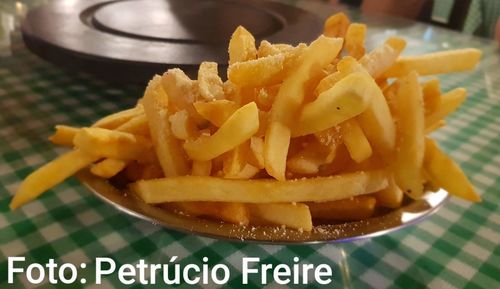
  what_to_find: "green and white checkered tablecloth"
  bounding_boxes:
[1,5,500,289]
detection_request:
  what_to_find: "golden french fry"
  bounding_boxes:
[222,143,260,179]
[357,82,396,160]
[255,85,279,111]
[184,102,259,161]
[197,62,224,100]
[315,71,341,96]
[386,71,425,198]
[228,54,286,87]
[10,149,100,209]
[383,48,482,78]
[161,69,203,124]
[248,203,312,231]
[323,12,350,38]
[385,37,406,54]
[92,105,144,129]
[425,88,466,130]
[193,99,239,127]
[293,72,374,137]
[228,26,257,65]
[257,40,295,57]
[315,56,367,96]
[115,114,149,136]
[359,43,400,79]
[265,36,343,180]
[49,125,79,147]
[307,196,376,221]
[375,175,403,208]
[73,127,152,161]
[424,138,480,202]
[166,202,250,225]
[345,23,366,59]
[143,76,189,176]
[131,170,388,204]
[91,158,127,178]
[168,110,199,140]
[249,137,265,169]
[341,119,372,163]
[425,120,446,134]
[422,78,441,116]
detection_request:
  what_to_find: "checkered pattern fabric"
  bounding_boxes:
[1,11,499,289]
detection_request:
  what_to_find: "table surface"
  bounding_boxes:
[1,1,499,288]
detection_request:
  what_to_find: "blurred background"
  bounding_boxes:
[0,0,498,84]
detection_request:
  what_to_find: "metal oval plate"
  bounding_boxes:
[77,170,449,245]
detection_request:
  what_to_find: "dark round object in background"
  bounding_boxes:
[21,0,322,84]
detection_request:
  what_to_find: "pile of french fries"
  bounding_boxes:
[10,13,481,232]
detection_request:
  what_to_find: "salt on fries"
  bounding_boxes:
[10,13,481,232]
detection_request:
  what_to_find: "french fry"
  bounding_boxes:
[161,69,203,124]
[184,102,259,161]
[315,56,365,96]
[168,110,199,140]
[228,26,257,64]
[386,71,425,198]
[197,62,224,100]
[265,36,343,180]
[92,105,144,129]
[345,23,366,59]
[249,137,265,169]
[293,73,374,137]
[193,99,239,127]
[307,196,376,221]
[359,43,400,79]
[424,138,480,201]
[375,175,403,208]
[425,120,446,134]
[422,78,441,116]
[255,85,279,111]
[323,12,350,38]
[222,143,260,179]
[383,48,482,78]
[248,203,312,231]
[91,158,127,178]
[10,149,100,209]
[143,76,189,176]
[385,37,406,54]
[115,114,149,136]
[49,125,79,147]
[425,88,466,129]
[166,202,250,225]
[131,170,389,204]
[73,127,152,161]
[341,119,372,163]
[357,80,396,160]
[257,40,294,57]
[228,54,286,87]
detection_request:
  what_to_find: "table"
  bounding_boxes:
[1,1,499,288]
